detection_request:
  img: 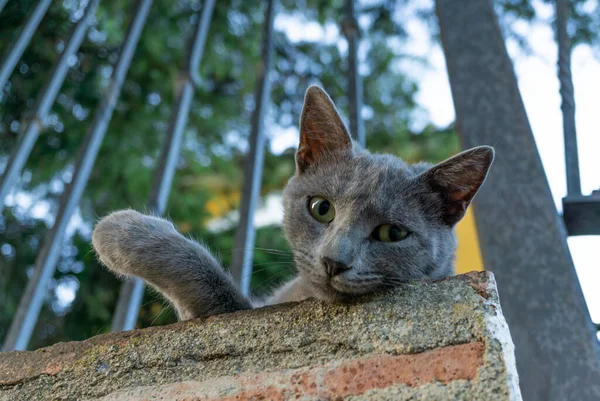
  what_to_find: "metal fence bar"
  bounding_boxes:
[1,0,153,352]
[556,0,581,196]
[111,0,216,332]
[111,277,145,333]
[0,0,100,212]
[0,0,52,90]
[111,0,215,331]
[341,0,365,147]
[230,0,277,295]
[148,0,215,217]
[0,0,9,16]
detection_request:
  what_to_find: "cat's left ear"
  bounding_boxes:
[296,86,352,173]
[420,146,494,226]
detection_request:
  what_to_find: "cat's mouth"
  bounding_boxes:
[296,260,384,300]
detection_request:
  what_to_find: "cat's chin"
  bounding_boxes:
[310,278,382,303]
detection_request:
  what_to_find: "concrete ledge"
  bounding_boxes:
[0,271,521,400]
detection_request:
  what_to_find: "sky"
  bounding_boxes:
[271,0,600,323]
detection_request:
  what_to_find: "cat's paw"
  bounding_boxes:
[92,209,177,277]
[93,210,255,319]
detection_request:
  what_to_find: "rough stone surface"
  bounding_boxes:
[0,271,521,400]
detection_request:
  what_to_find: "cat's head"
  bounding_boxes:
[282,86,494,301]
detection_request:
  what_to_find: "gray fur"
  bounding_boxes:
[92,86,494,320]
[92,210,253,319]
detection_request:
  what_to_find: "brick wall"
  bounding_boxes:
[0,271,521,400]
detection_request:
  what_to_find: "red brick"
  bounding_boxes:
[112,342,484,400]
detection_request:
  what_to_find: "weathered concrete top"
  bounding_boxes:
[0,271,521,400]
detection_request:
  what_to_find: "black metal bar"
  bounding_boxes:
[0,0,100,212]
[341,0,365,147]
[562,193,600,236]
[111,0,216,332]
[230,0,277,295]
[556,0,581,196]
[1,0,153,352]
[0,0,52,90]
[436,0,600,399]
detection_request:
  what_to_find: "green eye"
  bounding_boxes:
[373,224,409,242]
[308,196,335,223]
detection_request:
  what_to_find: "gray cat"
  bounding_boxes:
[92,86,494,321]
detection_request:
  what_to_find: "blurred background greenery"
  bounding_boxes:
[0,0,597,350]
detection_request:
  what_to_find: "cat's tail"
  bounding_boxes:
[91,210,253,320]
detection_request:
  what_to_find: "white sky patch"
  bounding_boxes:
[254,193,285,226]
[569,236,600,323]
[55,280,77,306]
[4,187,91,238]
[30,200,51,220]
[5,192,33,209]
[274,12,340,45]
[66,209,92,237]
[269,125,298,154]
[207,193,285,232]
[53,276,80,315]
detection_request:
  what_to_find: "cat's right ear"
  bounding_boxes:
[296,86,352,173]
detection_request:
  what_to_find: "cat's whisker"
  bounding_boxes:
[141,294,164,308]
[150,300,170,326]
[252,270,294,294]
[239,264,295,281]
[250,261,295,268]
[239,269,270,280]
[254,247,293,255]
[226,253,292,265]
[381,277,427,287]
[228,262,293,276]
[222,247,292,256]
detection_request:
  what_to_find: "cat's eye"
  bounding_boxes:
[308,196,335,223]
[372,224,409,242]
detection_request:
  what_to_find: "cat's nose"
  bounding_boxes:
[322,257,351,278]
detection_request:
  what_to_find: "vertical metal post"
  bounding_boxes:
[341,0,365,147]
[0,0,100,212]
[230,0,277,295]
[1,0,153,352]
[0,0,10,15]
[436,1,600,400]
[556,0,581,196]
[0,0,52,90]
[110,0,216,332]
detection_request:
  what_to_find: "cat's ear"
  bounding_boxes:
[420,146,494,226]
[296,86,352,173]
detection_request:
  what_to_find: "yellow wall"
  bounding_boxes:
[454,208,484,273]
